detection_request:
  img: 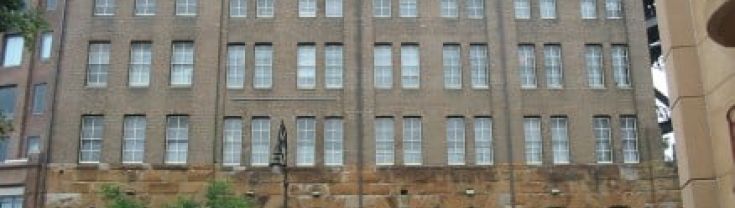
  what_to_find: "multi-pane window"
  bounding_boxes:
[257,0,274,17]
[594,116,612,163]
[171,42,194,86]
[399,0,417,17]
[297,117,316,166]
[129,42,152,87]
[80,116,104,163]
[87,43,110,87]
[326,0,343,17]
[373,0,391,17]
[94,0,116,16]
[297,45,317,89]
[539,0,557,19]
[223,118,242,166]
[585,45,604,88]
[165,116,189,164]
[227,44,246,89]
[612,45,630,88]
[175,0,197,16]
[27,136,41,155]
[401,45,420,89]
[0,86,15,119]
[32,84,46,115]
[470,45,489,88]
[0,196,23,208]
[251,118,270,166]
[135,0,156,15]
[375,117,395,165]
[475,117,493,165]
[518,45,536,88]
[47,0,57,11]
[0,136,7,162]
[403,117,422,165]
[3,35,23,67]
[605,0,623,19]
[447,117,465,165]
[40,32,53,60]
[230,0,247,17]
[254,45,273,89]
[443,44,461,89]
[581,0,597,19]
[550,117,569,164]
[621,116,639,163]
[544,44,563,88]
[299,0,317,17]
[524,117,542,165]
[441,0,459,17]
[514,0,531,19]
[123,116,146,164]
[325,45,343,89]
[374,45,393,89]
[466,0,484,19]
[324,118,343,166]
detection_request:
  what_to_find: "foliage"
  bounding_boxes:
[204,180,253,208]
[100,184,146,208]
[0,0,49,46]
[0,112,12,136]
[165,197,200,208]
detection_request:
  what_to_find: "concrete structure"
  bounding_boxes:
[656,0,735,207]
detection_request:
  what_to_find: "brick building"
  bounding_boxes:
[0,0,680,207]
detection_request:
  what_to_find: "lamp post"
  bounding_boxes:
[269,120,288,208]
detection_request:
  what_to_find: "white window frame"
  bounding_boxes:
[466,0,484,19]
[170,42,194,87]
[443,44,461,89]
[518,45,536,88]
[40,32,53,60]
[79,116,104,164]
[0,195,23,208]
[441,0,459,18]
[550,117,570,164]
[605,0,623,19]
[375,117,395,166]
[401,45,420,89]
[403,117,422,166]
[165,116,189,164]
[297,117,316,166]
[223,118,243,166]
[254,45,273,89]
[94,0,116,16]
[31,84,46,115]
[524,117,542,165]
[123,116,146,164]
[325,45,344,89]
[230,0,247,17]
[594,117,613,164]
[227,44,246,89]
[324,118,343,166]
[539,0,557,19]
[251,118,271,166]
[621,116,639,163]
[297,45,317,89]
[447,117,465,165]
[299,0,317,17]
[373,0,391,17]
[135,0,156,16]
[544,44,563,88]
[325,0,343,17]
[175,0,197,16]
[87,43,110,87]
[47,0,57,11]
[581,0,597,19]
[585,45,604,88]
[374,45,393,89]
[129,42,152,87]
[514,0,531,19]
[399,0,417,17]
[474,117,493,165]
[612,45,631,88]
[3,35,24,67]
[257,0,274,17]
[470,45,489,89]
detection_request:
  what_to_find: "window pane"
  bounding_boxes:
[47,0,57,11]
[443,45,461,89]
[251,118,270,166]
[171,42,194,86]
[447,117,465,165]
[325,45,343,89]
[0,86,17,119]
[80,116,104,163]
[324,118,343,166]
[544,44,563,88]
[40,32,53,60]
[518,45,536,88]
[585,45,604,88]
[257,0,274,17]
[94,0,116,15]
[374,45,392,89]
[606,0,623,19]
[581,0,597,19]
[441,0,458,17]
[594,117,612,163]
[3,35,24,67]
[551,117,569,164]
[135,0,157,15]
[87,43,110,87]
[524,117,542,165]
[326,0,343,17]
[297,45,316,89]
[470,45,489,88]
[227,45,246,89]
[467,0,484,19]
[474,117,493,165]
[373,0,391,17]
[375,118,394,165]
[515,0,531,19]
[399,0,417,17]
[123,116,146,163]
[165,116,188,164]
[297,117,316,166]
[299,0,316,17]
[176,0,197,15]
[223,118,242,166]
[612,45,630,88]
[403,117,422,165]
[254,45,273,88]
[230,0,247,17]
[0,136,7,162]
[32,84,46,114]
[130,43,152,87]
[27,136,41,155]
[621,116,639,163]
[401,45,420,88]
[540,0,557,19]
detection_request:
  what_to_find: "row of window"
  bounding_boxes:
[0,135,41,164]
[77,115,639,166]
[2,33,54,68]
[0,84,47,120]
[514,0,624,19]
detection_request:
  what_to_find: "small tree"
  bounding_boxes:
[0,0,48,43]
[100,184,145,208]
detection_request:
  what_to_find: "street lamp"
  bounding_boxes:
[269,120,288,208]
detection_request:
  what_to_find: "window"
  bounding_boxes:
[447,117,465,165]
[165,116,188,164]
[539,0,557,19]
[374,45,393,89]
[94,0,116,16]
[605,0,622,19]
[176,0,197,16]
[612,45,630,88]
[399,0,417,17]
[47,0,57,11]
[87,43,110,87]
[594,116,612,163]
[475,117,493,165]
[581,0,597,19]
[551,117,569,164]
[466,0,484,19]
[223,118,242,166]
[401,45,420,89]
[325,44,343,89]
[80,116,104,163]
[403,117,422,165]
[544,44,563,88]
[254,45,273,89]
[130,42,152,87]
[470,45,489,88]
[373,0,391,17]
[621,116,639,163]
[251,118,270,166]
[297,117,316,166]
[324,118,343,166]
[299,0,317,17]
[171,42,194,86]
[227,44,246,89]
[27,136,41,155]
[297,44,316,89]
[580,45,602,88]
[0,137,7,162]
[518,44,536,88]
[257,0,274,17]
[443,44,461,89]
[325,0,342,17]
[441,0,458,17]
[375,117,394,165]
[123,116,146,164]
[524,117,542,165]
[0,195,23,208]
[0,86,15,119]
[514,0,531,19]
[3,35,24,67]
[135,0,156,15]
[31,84,46,114]
[40,32,53,60]
[230,0,247,17]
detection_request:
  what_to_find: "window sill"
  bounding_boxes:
[85,85,107,89]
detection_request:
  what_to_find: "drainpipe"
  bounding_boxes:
[492,0,516,207]
[355,1,365,207]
